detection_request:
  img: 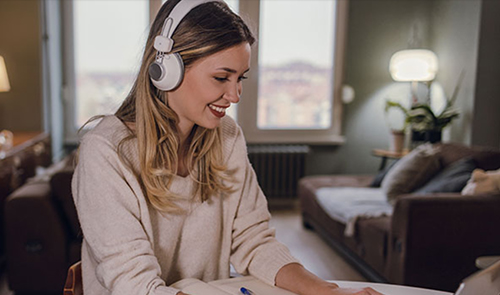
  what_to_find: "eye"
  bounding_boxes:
[214,77,229,82]
[237,76,248,82]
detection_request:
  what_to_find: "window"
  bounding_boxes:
[257,0,335,130]
[63,0,151,142]
[74,0,149,125]
[63,0,347,144]
[237,0,347,143]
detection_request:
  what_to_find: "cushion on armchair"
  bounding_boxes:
[381,143,441,203]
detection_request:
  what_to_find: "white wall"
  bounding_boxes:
[0,0,43,132]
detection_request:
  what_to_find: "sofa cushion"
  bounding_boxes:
[415,157,476,194]
[381,143,441,203]
[370,160,399,187]
[462,168,500,195]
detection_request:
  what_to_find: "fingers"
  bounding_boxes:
[365,287,384,295]
[333,287,385,295]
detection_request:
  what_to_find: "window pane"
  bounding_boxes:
[74,0,148,127]
[258,0,335,130]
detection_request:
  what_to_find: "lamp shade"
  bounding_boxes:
[389,49,438,82]
[0,56,11,92]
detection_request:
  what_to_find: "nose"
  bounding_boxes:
[224,81,241,104]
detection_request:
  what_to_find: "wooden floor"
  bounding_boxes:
[0,209,365,295]
[269,208,366,282]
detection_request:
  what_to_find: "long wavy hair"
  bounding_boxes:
[114,0,255,213]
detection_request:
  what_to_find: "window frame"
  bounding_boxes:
[237,0,348,144]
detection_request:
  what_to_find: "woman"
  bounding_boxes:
[72,0,383,294]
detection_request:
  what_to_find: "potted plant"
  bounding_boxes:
[384,101,408,152]
[385,74,462,144]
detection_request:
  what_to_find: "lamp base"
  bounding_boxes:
[0,129,14,158]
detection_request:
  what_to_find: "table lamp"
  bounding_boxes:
[0,55,13,155]
[389,49,438,105]
[0,55,11,92]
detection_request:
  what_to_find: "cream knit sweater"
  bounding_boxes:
[72,115,299,295]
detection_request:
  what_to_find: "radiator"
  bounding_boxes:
[247,145,309,200]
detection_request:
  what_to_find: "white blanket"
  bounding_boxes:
[315,187,393,237]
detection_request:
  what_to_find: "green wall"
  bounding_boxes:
[0,0,43,132]
[431,0,481,146]
[308,0,487,176]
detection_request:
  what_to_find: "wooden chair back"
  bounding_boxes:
[63,261,83,295]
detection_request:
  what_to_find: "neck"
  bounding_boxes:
[177,121,194,146]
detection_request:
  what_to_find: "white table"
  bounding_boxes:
[332,281,453,295]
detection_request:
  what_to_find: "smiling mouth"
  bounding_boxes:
[208,104,228,118]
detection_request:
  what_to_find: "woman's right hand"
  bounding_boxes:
[178,287,382,295]
[327,287,384,295]
[308,281,383,295]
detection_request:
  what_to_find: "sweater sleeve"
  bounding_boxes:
[72,133,180,295]
[228,127,300,286]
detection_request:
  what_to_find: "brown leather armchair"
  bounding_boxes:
[4,155,80,294]
[0,133,51,267]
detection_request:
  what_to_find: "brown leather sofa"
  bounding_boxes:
[299,143,500,292]
[4,154,80,294]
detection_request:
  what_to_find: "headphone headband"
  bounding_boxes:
[150,0,223,91]
[154,0,222,53]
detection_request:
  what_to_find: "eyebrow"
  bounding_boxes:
[217,67,250,74]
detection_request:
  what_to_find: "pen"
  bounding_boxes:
[240,287,254,295]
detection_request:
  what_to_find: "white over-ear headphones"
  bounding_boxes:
[149,0,222,91]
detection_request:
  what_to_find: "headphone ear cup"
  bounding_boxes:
[149,53,184,91]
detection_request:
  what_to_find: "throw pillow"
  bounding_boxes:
[415,157,476,194]
[462,168,500,195]
[370,159,399,187]
[381,143,441,203]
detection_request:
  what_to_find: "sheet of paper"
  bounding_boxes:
[171,278,232,295]
[210,276,298,295]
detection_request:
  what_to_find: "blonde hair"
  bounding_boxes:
[114,0,255,213]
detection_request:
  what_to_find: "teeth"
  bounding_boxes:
[209,104,226,113]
